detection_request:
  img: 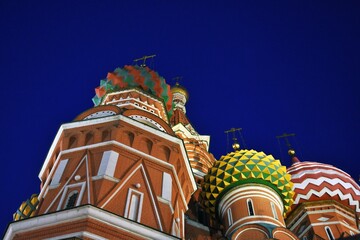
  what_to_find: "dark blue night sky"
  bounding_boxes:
[1,0,359,234]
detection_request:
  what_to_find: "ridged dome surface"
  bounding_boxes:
[201,149,294,217]
[288,161,360,212]
[92,65,173,115]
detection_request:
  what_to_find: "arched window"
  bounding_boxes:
[325,226,335,240]
[247,199,255,216]
[271,202,278,220]
[102,129,111,141]
[68,136,77,148]
[65,190,79,209]
[85,132,94,145]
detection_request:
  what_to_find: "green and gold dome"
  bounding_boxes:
[201,149,294,217]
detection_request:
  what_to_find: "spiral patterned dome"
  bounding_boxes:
[288,161,360,212]
[201,149,294,217]
[92,65,173,115]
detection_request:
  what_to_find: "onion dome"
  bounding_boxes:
[288,152,360,212]
[13,194,39,221]
[92,65,173,116]
[170,82,189,116]
[171,82,189,101]
[201,149,294,217]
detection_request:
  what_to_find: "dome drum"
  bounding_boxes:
[201,149,294,219]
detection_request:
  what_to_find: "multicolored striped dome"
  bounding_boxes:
[288,160,360,212]
[201,149,294,217]
[92,65,173,115]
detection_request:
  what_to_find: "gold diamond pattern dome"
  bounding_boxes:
[201,149,294,217]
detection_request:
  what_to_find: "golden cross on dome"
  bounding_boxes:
[133,54,156,67]
[225,128,243,151]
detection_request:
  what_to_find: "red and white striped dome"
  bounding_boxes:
[288,160,360,212]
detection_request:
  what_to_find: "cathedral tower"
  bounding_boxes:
[5,65,197,239]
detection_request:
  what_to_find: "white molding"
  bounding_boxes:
[84,110,117,120]
[129,115,166,132]
[124,188,144,222]
[218,185,283,218]
[232,227,269,239]
[227,208,233,226]
[289,204,356,229]
[44,155,88,213]
[97,150,119,177]
[297,220,360,238]
[157,196,174,214]
[4,205,179,240]
[161,172,172,201]
[192,168,206,177]
[226,218,283,236]
[172,123,210,151]
[44,231,108,240]
[272,229,297,240]
[92,175,120,182]
[294,187,360,211]
[56,182,86,211]
[50,159,68,186]
[185,218,210,232]
[100,164,163,231]
[102,88,166,121]
[38,140,189,211]
[38,114,196,193]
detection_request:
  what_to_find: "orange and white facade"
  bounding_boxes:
[4,64,360,240]
[286,154,360,240]
[5,66,197,239]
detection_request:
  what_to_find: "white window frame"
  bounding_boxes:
[247,198,255,216]
[161,172,172,201]
[50,159,68,187]
[227,208,233,226]
[325,226,335,240]
[271,202,278,220]
[97,150,119,178]
[124,188,144,222]
[64,190,79,209]
[57,182,86,210]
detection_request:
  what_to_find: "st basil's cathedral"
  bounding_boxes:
[4,62,360,240]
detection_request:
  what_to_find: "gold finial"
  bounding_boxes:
[225,127,243,151]
[288,149,296,156]
[232,142,240,151]
[277,133,300,163]
[133,54,156,67]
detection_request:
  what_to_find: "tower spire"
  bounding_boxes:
[276,132,300,163]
